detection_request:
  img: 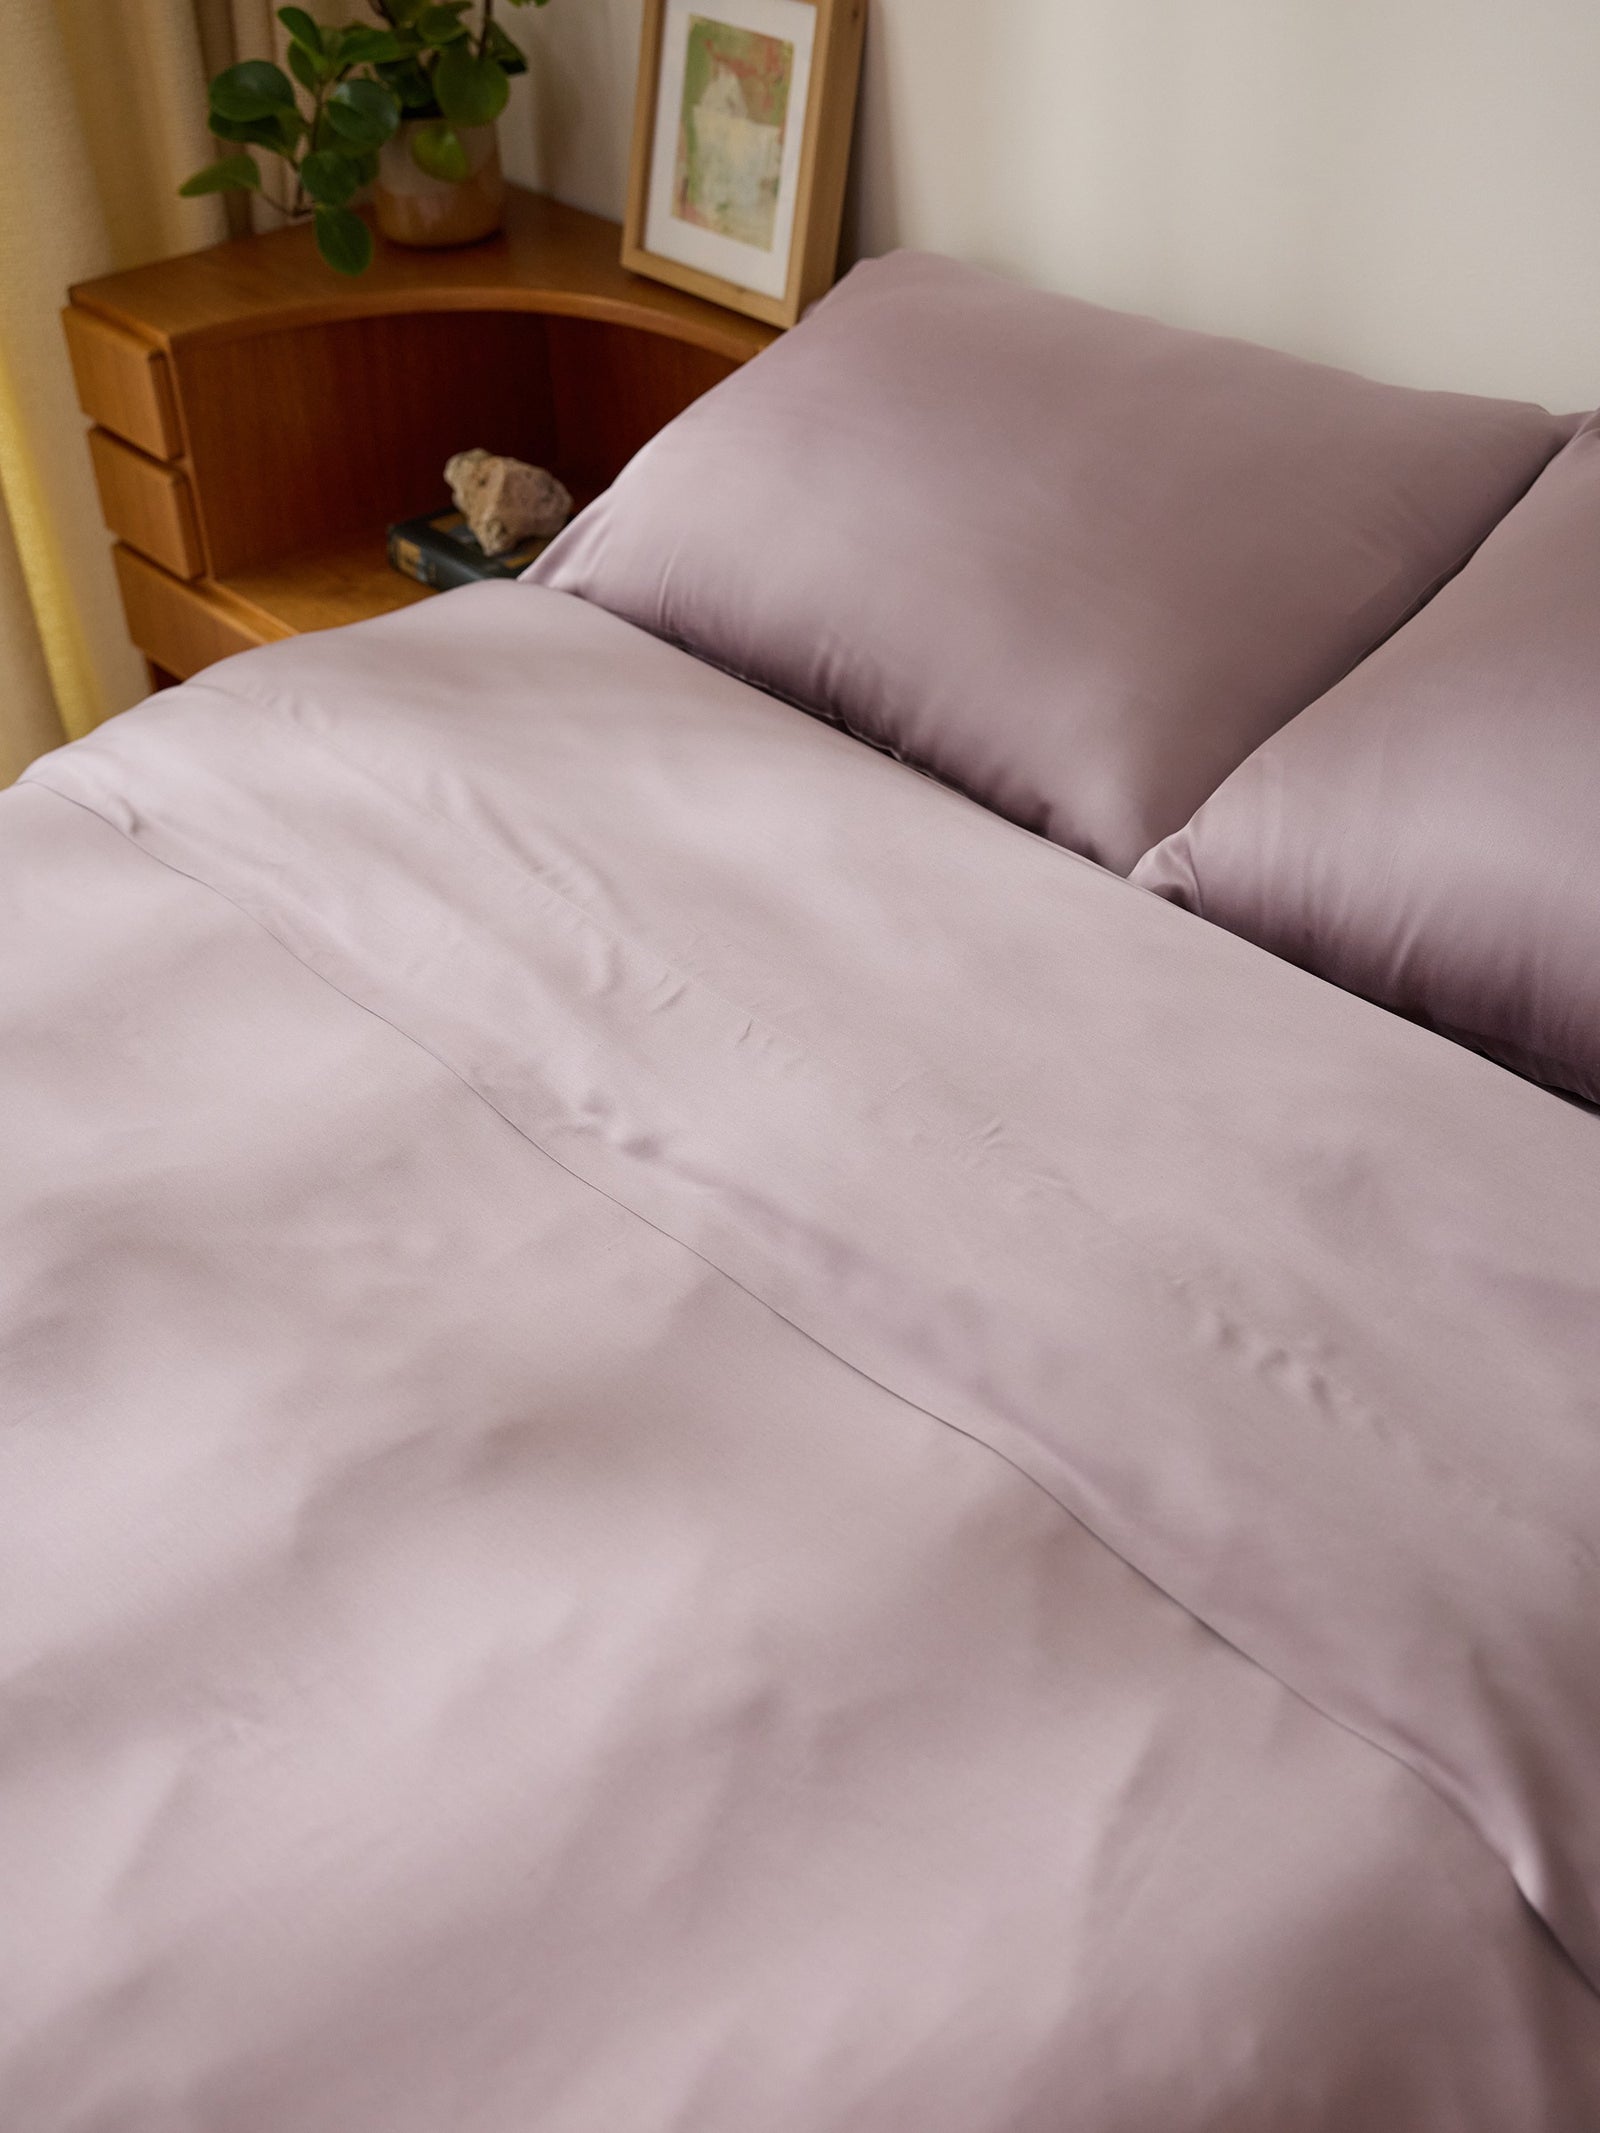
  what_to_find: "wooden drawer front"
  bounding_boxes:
[89,431,203,579]
[112,546,276,681]
[62,308,182,459]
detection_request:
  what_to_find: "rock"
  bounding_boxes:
[444,448,573,557]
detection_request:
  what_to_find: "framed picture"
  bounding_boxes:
[622,0,867,331]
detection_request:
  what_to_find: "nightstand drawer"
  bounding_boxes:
[88,431,204,579]
[112,545,278,680]
[62,309,182,460]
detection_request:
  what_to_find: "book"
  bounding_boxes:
[386,508,557,591]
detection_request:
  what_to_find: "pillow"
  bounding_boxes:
[527,251,1570,873]
[1133,419,1600,1101]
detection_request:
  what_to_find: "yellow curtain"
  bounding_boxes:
[0,0,223,783]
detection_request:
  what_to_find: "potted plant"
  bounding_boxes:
[181,0,550,275]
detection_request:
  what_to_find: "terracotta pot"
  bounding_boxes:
[373,123,506,248]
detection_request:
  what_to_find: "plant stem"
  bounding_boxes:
[479,0,494,58]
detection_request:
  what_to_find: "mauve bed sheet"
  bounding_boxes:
[4,584,1600,2131]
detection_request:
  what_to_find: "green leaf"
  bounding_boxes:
[276,7,322,49]
[179,152,263,196]
[384,57,439,112]
[483,20,527,72]
[417,2,471,40]
[208,59,297,123]
[338,25,411,64]
[434,45,509,128]
[207,107,302,158]
[409,119,469,181]
[314,203,372,275]
[209,109,288,147]
[287,39,324,91]
[300,147,361,205]
[325,75,401,149]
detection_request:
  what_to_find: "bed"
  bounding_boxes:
[4,255,1600,2129]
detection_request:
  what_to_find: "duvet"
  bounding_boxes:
[4,583,1600,2130]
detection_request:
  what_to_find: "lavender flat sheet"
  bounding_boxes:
[5,584,1600,2129]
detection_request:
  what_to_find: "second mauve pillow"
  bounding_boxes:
[1134,419,1600,1101]
[528,251,1569,872]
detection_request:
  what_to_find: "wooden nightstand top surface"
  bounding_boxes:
[71,186,777,366]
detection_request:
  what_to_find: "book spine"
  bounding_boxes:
[386,527,486,592]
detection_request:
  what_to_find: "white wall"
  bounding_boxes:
[501,0,1600,410]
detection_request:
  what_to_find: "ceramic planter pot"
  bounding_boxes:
[373,122,506,248]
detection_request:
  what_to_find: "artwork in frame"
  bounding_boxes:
[623,0,867,330]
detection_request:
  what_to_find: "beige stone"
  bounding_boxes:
[444,448,573,557]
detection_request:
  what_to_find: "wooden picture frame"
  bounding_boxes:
[622,0,867,331]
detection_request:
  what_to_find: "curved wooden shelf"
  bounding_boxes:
[70,187,777,366]
[66,189,778,684]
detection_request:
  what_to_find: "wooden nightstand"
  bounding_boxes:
[63,187,777,690]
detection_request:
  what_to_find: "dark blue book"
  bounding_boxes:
[387,508,556,591]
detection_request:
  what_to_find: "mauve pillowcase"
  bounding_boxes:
[1134,418,1600,1101]
[527,250,1570,873]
